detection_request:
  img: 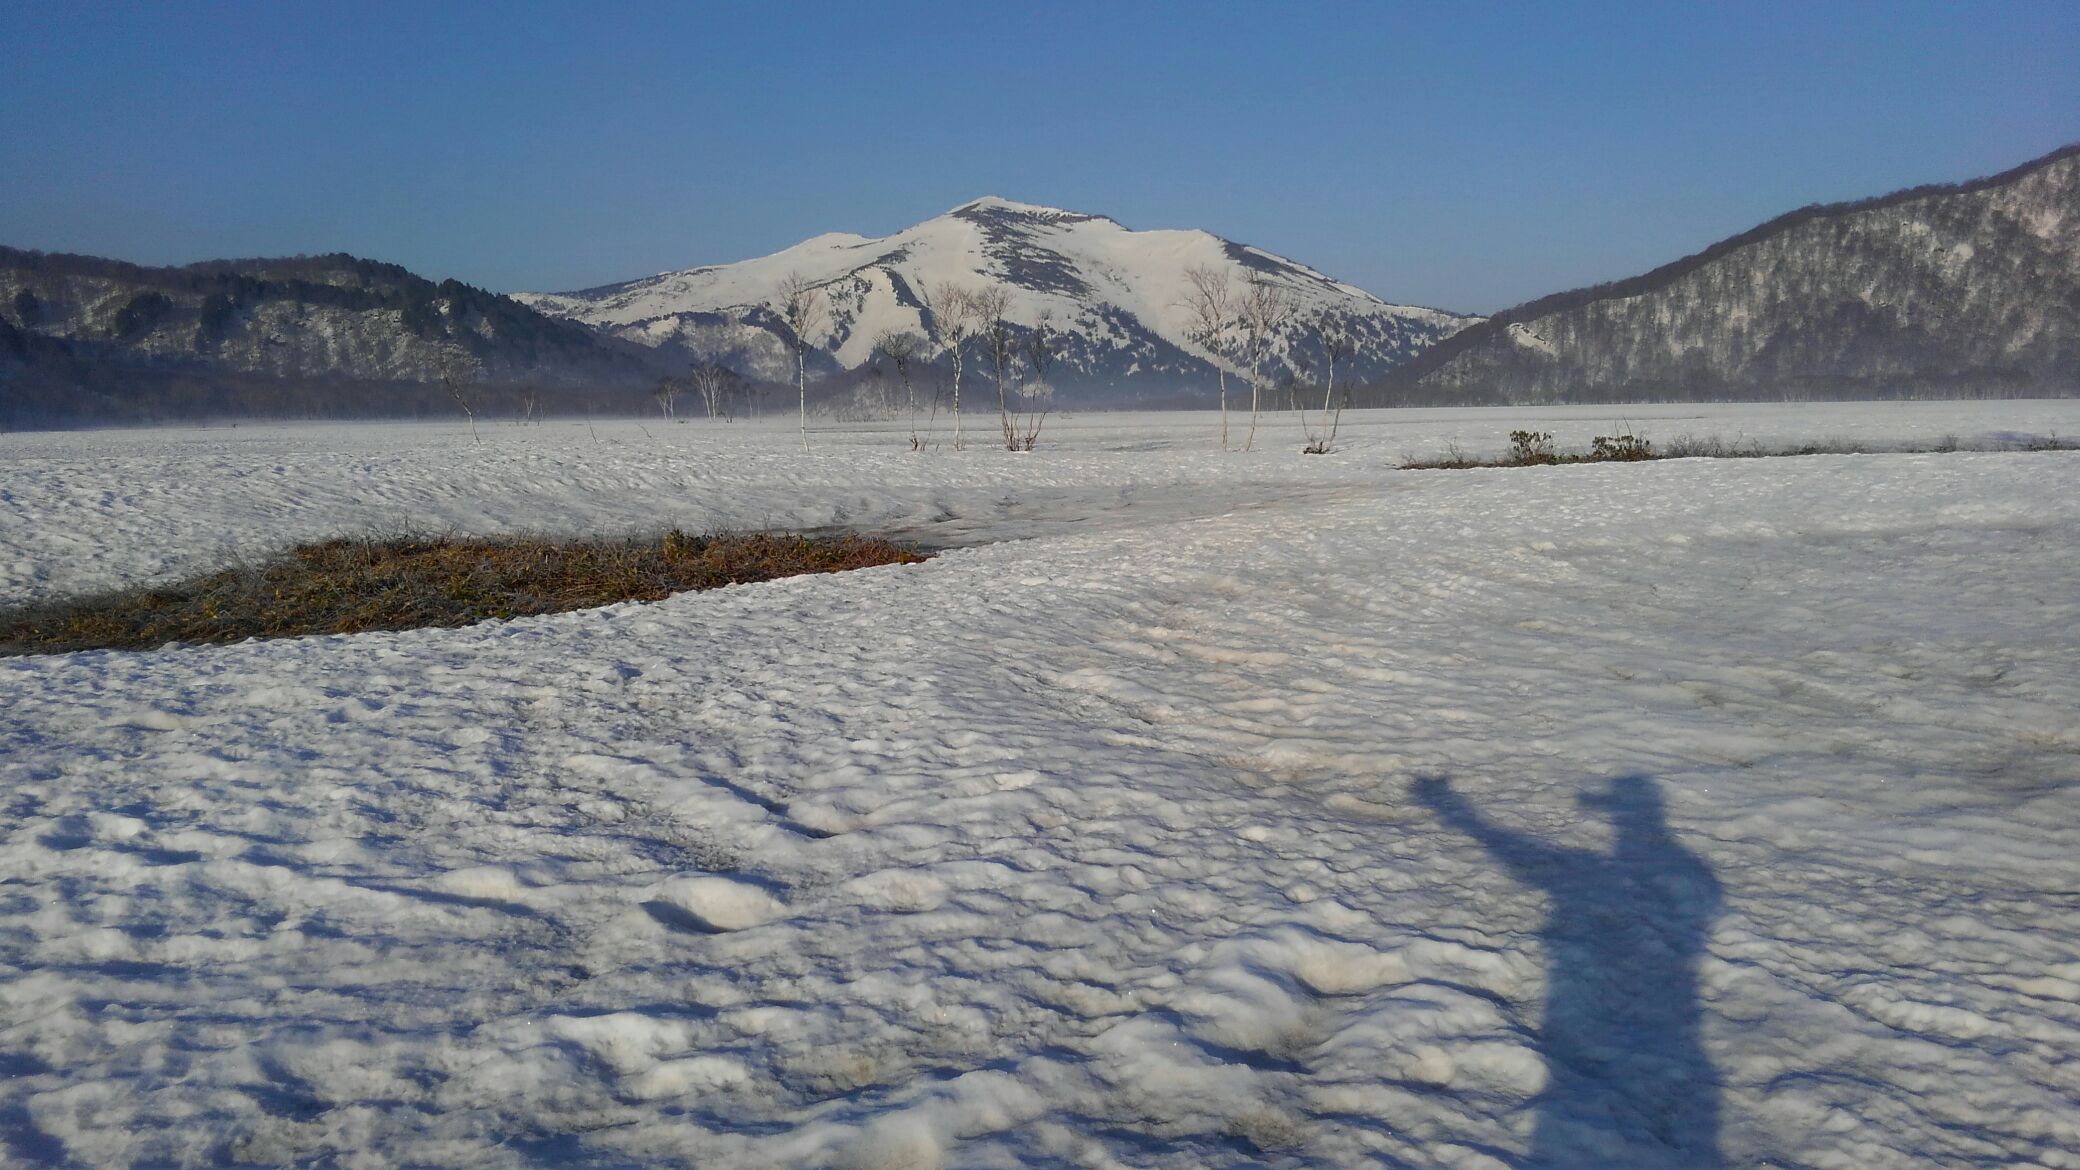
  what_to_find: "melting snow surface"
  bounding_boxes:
[3,401,2078,1168]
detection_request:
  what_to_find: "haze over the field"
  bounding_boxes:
[4,1,2075,313]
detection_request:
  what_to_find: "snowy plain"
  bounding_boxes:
[2,401,2078,1169]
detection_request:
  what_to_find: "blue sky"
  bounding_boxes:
[4,1,2075,313]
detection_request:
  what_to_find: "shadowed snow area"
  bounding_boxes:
[2,403,2079,1168]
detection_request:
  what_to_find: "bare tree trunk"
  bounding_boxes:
[1321,349,1335,427]
[1244,321,1263,453]
[1180,264,1235,452]
[997,350,1014,450]
[926,283,978,452]
[1245,362,1262,451]
[950,352,965,451]
[873,331,925,452]
[776,273,826,453]
[439,349,483,445]
[1305,313,1355,453]
[1320,349,1342,450]
[1006,310,1054,452]
[1237,276,1294,453]
[997,351,1015,450]
[968,286,1016,449]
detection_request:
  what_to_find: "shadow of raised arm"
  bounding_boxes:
[1413,775,1578,882]
[1414,773,1726,1167]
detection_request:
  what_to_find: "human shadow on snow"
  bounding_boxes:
[1414,774,1724,1169]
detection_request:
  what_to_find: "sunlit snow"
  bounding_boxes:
[2,401,2077,1168]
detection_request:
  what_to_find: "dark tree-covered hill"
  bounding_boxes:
[0,248,664,426]
[1378,144,2080,404]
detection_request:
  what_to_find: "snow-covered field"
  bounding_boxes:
[3,402,2078,1168]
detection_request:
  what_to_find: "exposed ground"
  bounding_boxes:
[0,532,924,655]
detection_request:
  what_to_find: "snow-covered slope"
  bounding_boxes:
[518,198,1475,402]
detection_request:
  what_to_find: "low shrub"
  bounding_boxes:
[1398,428,2059,470]
[1589,433,1654,461]
[1508,430,1556,464]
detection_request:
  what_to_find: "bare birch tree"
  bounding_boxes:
[437,347,484,445]
[973,284,1021,450]
[1181,264,1236,449]
[1237,275,1295,451]
[689,358,736,420]
[926,281,978,451]
[653,375,681,420]
[1302,311,1358,453]
[775,272,826,450]
[874,329,927,450]
[1008,308,1054,451]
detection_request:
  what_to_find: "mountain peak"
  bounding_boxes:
[945,196,1116,228]
[797,231,873,248]
[950,195,1065,215]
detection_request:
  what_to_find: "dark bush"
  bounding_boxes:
[112,291,173,339]
[11,286,41,327]
[1590,434,1654,461]
[1508,430,1556,464]
[194,293,236,350]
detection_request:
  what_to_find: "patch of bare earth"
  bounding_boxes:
[0,531,927,655]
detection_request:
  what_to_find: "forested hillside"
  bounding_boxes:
[1388,144,2080,403]
[0,249,658,425]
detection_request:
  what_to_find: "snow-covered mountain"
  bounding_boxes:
[1392,143,2080,403]
[517,198,1476,403]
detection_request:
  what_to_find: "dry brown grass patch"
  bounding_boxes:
[0,530,927,656]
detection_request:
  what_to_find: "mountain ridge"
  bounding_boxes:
[0,246,661,425]
[10,146,2077,426]
[1390,143,2080,401]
